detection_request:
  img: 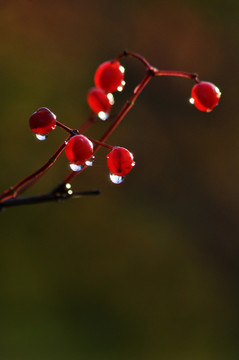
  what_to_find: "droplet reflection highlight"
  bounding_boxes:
[85,156,95,166]
[119,65,125,74]
[117,80,126,92]
[36,134,48,141]
[70,163,83,172]
[109,173,125,184]
[98,111,109,121]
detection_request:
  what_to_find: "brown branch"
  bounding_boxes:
[0,188,100,209]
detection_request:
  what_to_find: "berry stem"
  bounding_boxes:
[55,121,74,134]
[88,137,113,150]
[118,50,199,82]
[117,50,152,70]
[154,69,199,83]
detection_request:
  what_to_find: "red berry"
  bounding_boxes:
[94,60,125,93]
[65,134,93,166]
[107,147,135,177]
[29,107,56,135]
[87,87,114,119]
[190,81,221,112]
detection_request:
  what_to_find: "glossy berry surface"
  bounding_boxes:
[87,87,114,117]
[190,81,221,112]
[65,135,93,165]
[107,147,135,176]
[94,60,125,93]
[29,107,56,135]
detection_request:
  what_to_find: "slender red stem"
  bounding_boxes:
[56,121,74,134]
[88,137,113,150]
[117,50,199,83]
[116,50,152,70]
[155,69,199,82]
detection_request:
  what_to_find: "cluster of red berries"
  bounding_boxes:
[65,134,135,183]
[29,58,221,186]
[29,109,135,184]
[0,50,224,209]
[87,60,125,119]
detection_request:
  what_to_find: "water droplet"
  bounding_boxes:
[69,163,83,172]
[109,173,125,184]
[107,93,114,105]
[117,81,126,92]
[65,183,71,189]
[119,65,125,74]
[67,189,73,195]
[98,111,109,121]
[36,133,48,141]
[189,97,195,105]
[85,156,95,166]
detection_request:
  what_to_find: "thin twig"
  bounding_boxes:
[0,189,100,209]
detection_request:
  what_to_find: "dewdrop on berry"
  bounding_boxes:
[85,156,95,166]
[29,107,56,140]
[87,87,114,120]
[107,147,135,184]
[109,174,124,184]
[65,134,94,172]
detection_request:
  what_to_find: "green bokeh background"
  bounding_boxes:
[0,1,239,359]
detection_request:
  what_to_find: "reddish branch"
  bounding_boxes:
[0,51,199,209]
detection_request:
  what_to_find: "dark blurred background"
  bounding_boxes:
[0,0,239,359]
